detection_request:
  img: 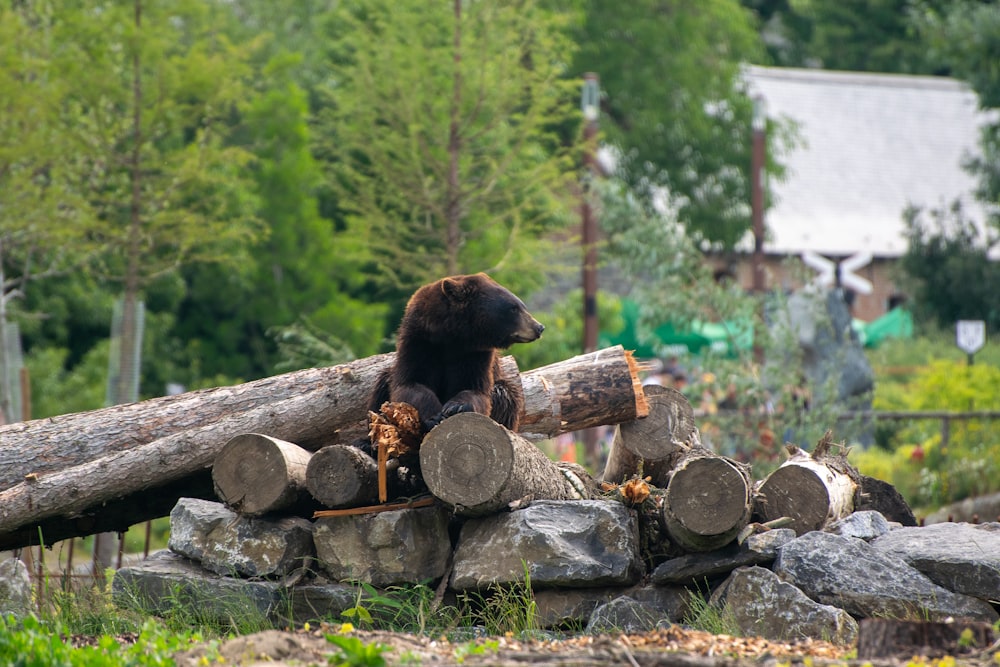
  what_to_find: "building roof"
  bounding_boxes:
[745,66,994,258]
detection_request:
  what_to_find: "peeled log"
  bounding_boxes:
[601,385,697,486]
[212,433,314,516]
[420,412,588,516]
[755,439,857,535]
[662,450,753,552]
[306,445,401,509]
[518,345,647,440]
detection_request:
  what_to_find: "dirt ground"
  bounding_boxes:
[170,623,857,666]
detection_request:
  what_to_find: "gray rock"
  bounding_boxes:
[533,584,689,629]
[313,505,451,587]
[113,551,355,627]
[585,596,665,634]
[827,510,891,540]
[871,522,1000,602]
[650,529,795,586]
[710,566,858,644]
[774,531,998,622]
[0,558,32,619]
[168,497,314,578]
[450,500,642,591]
[533,588,624,629]
[168,497,237,562]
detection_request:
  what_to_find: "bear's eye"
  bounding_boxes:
[509,304,520,314]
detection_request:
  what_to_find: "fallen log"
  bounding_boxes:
[212,433,315,516]
[754,433,857,535]
[601,385,697,486]
[662,448,753,552]
[0,353,395,490]
[0,389,352,549]
[0,346,642,550]
[419,412,596,516]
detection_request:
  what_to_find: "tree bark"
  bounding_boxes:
[601,385,696,486]
[518,345,647,440]
[420,412,592,516]
[212,433,315,516]
[754,437,857,535]
[305,444,404,509]
[662,448,753,552]
[0,353,395,490]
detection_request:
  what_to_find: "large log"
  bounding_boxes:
[419,412,594,516]
[518,345,648,440]
[212,433,315,516]
[0,353,395,490]
[305,444,403,509]
[662,448,753,552]
[0,346,642,550]
[754,434,857,535]
[601,385,697,486]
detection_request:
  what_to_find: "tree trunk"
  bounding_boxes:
[0,389,357,548]
[662,448,753,552]
[420,412,592,516]
[754,436,857,535]
[306,444,405,509]
[518,345,647,440]
[212,433,314,516]
[601,385,696,486]
[857,619,996,660]
[0,353,395,490]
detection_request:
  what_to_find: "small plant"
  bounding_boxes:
[681,587,740,637]
[458,564,539,636]
[325,632,388,667]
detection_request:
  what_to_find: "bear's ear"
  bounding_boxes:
[441,276,474,302]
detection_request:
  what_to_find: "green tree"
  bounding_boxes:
[899,204,1000,332]
[51,0,266,401]
[572,0,767,248]
[317,0,581,295]
[0,3,103,421]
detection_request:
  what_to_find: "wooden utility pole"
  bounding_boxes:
[581,73,600,354]
[750,94,767,364]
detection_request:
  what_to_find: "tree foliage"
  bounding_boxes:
[899,204,1000,332]
[317,0,582,293]
[573,0,766,249]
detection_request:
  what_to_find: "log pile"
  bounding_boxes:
[0,345,646,550]
[0,339,909,559]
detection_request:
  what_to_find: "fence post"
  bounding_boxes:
[940,416,951,449]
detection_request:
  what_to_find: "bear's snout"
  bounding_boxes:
[512,317,544,343]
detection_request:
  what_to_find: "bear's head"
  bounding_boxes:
[401,272,544,350]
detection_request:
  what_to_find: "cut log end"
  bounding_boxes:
[756,465,835,534]
[420,412,516,509]
[666,457,749,535]
[212,433,311,516]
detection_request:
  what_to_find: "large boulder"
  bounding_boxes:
[451,500,642,590]
[313,505,451,587]
[0,558,32,619]
[774,531,998,622]
[168,498,314,578]
[710,566,858,644]
[871,522,1000,603]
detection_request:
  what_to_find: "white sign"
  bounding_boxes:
[956,320,986,355]
[800,251,874,295]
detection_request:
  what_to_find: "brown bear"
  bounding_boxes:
[368,272,544,433]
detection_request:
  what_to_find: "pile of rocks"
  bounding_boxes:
[111,497,1000,646]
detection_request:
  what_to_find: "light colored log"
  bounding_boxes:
[212,433,314,516]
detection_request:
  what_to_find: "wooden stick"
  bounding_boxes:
[312,496,436,518]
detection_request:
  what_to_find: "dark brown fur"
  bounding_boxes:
[368,273,543,432]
